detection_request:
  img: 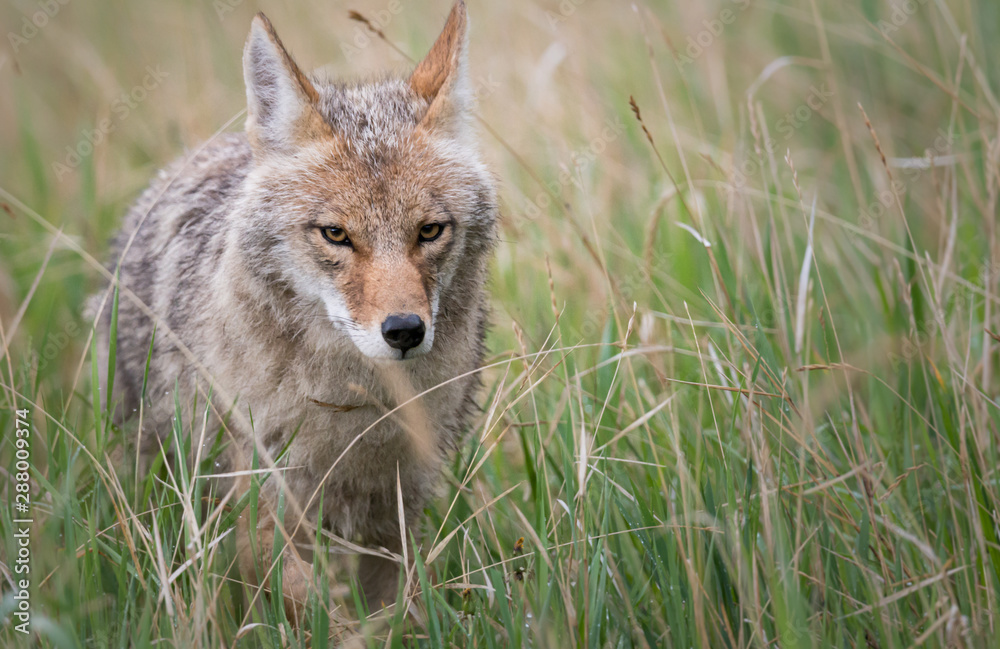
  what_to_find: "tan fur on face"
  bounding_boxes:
[251,124,479,359]
[342,252,432,331]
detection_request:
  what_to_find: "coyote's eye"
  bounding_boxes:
[321,227,351,246]
[418,223,444,242]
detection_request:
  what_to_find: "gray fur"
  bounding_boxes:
[94,5,496,611]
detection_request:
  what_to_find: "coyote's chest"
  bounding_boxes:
[209,330,454,498]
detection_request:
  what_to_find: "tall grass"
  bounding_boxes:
[2,0,1000,646]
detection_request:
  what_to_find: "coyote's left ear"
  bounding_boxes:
[243,13,329,156]
[410,1,472,138]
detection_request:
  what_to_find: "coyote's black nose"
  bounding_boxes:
[381,314,426,355]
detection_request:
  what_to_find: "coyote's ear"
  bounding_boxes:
[410,1,471,138]
[243,13,328,155]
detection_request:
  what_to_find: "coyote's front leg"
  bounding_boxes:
[236,510,316,621]
[358,533,413,614]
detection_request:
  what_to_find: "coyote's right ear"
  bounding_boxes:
[243,13,329,156]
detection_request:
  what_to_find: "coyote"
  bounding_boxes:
[94,1,497,615]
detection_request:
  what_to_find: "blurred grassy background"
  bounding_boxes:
[2,0,1000,647]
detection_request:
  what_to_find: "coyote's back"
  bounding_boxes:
[94,1,497,615]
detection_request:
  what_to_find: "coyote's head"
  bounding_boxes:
[238,2,496,361]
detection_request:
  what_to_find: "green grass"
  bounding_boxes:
[3,0,1000,646]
